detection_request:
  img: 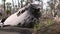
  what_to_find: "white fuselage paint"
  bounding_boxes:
[3,5,31,26]
[3,3,40,26]
[4,11,30,26]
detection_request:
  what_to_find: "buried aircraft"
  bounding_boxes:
[1,3,41,28]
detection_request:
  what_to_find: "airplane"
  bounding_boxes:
[0,2,41,28]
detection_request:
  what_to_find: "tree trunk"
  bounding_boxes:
[21,0,23,8]
[12,0,14,7]
[30,0,33,3]
[3,0,6,17]
[18,0,20,8]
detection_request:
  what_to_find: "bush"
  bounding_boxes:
[33,19,54,34]
[34,21,44,32]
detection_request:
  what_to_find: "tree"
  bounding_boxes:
[55,0,59,10]
[21,0,24,8]
[2,0,6,17]
[12,0,14,7]
[6,2,11,15]
[18,0,20,8]
[6,2,11,10]
[47,0,54,11]
[47,0,56,17]
[30,0,33,3]
[47,0,59,17]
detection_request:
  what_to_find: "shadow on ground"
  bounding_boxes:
[0,27,33,34]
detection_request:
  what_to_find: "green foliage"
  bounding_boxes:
[33,19,54,32]
[6,2,11,6]
[46,19,54,26]
[34,21,44,31]
[6,10,11,14]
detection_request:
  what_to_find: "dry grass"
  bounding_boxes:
[33,18,55,34]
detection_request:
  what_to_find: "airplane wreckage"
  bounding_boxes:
[0,3,41,28]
